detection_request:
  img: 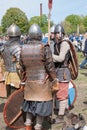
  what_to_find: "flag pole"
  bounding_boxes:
[48,0,53,45]
[48,9,51,45]
[48,1,54,130]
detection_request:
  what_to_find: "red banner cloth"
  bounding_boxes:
[48,0,53,10]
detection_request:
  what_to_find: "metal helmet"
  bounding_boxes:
[29,24,42,40]
[7,23,21,37]
[50,25,56,33]
[54,24,65,35]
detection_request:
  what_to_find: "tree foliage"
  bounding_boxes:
[0,26,3,35]
[64,14,86,34]
[62,21,72,34]
[29,14,53,34]
[1,7,87,35]
[1,8,29,34]
[83,16,87,31]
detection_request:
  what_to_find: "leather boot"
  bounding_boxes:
[53,115,65,124]
[64,109,69,116]
[25,126,32,130]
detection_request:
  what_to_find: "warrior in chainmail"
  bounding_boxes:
[0,23,21,97]
[19,24,59,130]
[52,24,71,124]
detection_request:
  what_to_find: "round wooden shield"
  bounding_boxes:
[68,80,77,108]
[67,40,78,80]
[3,88,26,129]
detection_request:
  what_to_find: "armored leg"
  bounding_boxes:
[34,115,44,130]
[11,86,18,94]
[6,85,18,97]
[59,99,68,115]
[25,112,33,130]
[54,99,68,124]
[6,85,11,97]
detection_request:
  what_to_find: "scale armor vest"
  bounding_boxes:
[2,39,21,72]
[21,41,46,81]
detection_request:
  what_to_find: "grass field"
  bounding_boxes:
[43,51,87,130]
[0,51,87,130]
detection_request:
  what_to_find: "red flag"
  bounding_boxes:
[48,0,53,10]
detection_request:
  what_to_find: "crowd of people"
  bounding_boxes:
[0,23,87,130]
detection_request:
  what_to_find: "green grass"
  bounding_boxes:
[76,52,87,83]
[77,51,84,64]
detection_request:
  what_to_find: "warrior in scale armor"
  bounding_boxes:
[19,24,59,130]
[0,23,21,97]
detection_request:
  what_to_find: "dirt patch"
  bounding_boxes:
[0,68,87,130]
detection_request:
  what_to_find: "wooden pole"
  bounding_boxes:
[48,9,51,45]
[40,3,42,16]
[48,0,53,45]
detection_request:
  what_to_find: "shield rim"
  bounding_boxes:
[68,40,78,80]
[63,39,78,80]
[3,88,26,129]
[69,80,77,109]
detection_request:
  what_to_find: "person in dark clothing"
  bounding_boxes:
[80,33,87,69]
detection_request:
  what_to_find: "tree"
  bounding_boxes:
[0,26,3,35]
[64,14,84,34]
[79,24,85,33]
[62,21,72,34]
[83,16,87,31]
[1,8,29,34]
[29,14,53,34]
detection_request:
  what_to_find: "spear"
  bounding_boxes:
[48,1,55,130]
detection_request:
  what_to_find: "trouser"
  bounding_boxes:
[25,112,44,130]
[80,57,87,68]
[58,99,68,115]
[56,82,69,115]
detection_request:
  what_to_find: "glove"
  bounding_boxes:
[52,82,60,92]
[51,78,60,92]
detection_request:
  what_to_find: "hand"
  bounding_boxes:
[51,82,60,92]
[51,78,60,92]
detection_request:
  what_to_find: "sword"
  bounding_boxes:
[8,87,24,126]
[9,110,22,125]
[48,0,53,45]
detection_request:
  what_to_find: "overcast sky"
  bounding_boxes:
[0,0,87,25]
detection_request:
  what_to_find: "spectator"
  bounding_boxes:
[79,33,87,69]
